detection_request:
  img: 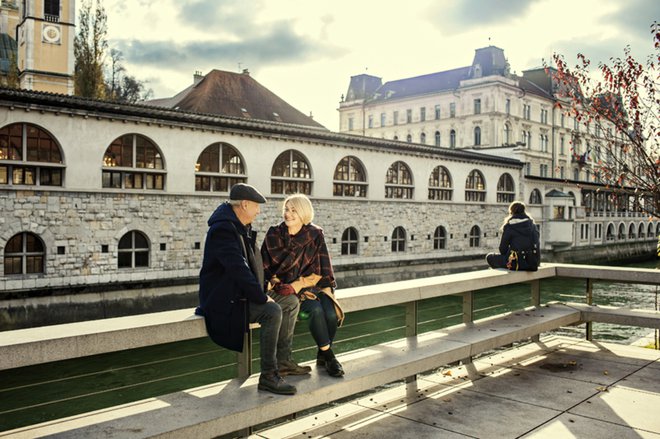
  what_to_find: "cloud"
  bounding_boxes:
[602,0,659,52]
[113,22,345,73]
[179,0,262,33]
[428,0,543,33]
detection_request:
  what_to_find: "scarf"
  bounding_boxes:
[261,222,336,290]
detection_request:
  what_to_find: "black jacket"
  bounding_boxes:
[499,214,541,270]
[197,202,267,352]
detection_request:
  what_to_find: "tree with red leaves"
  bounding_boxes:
[549,21,659,219]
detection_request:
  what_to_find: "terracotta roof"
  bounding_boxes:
[147,69,325,129]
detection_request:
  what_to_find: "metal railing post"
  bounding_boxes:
[237,328,253,379]
[462,291,474,364]
[531,280,541,342]
[586,278,593,341]
[405,301,418,383]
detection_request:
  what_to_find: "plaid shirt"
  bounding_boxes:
[261,222,336,290]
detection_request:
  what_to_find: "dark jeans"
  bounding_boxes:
[486,253,508,269]
[300,292,338,348]
[267,292,301,363]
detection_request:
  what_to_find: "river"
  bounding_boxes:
[1,259,658,431]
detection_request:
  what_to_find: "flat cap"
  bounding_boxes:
[229,183,267,204]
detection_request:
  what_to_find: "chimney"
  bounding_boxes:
[242,68,250,76]
[193,70,203,85]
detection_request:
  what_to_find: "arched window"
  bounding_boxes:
[406,134,412,143]
[102,134,165,189]
[504,123,511,144]
[638,223,645,238]
[4,232,45,275]
[433,226,447,250]
[118,230,150,268]
[341,227,359,255]
[391,226,406,252]
[469,225,480,247]
[434,131,441,147]
[628,224,636,239]
[529,189,542,205]
[474,126,481,146]
[649,223,655,238]
[428,166,452,201]
[465,169,486,202]
[606,224,615,241]
[195,142,246,192]
[617,224,626,240]
[496,173,515,203]
[333,156,367,197]
[393,135,399,141]
[450,129,456,148]
[420,132,426,144]
[656,223,660,237]
[385,161,413,199]
[271,149,312,195]
[0,123,64,186]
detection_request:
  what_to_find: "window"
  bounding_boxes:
[385,161,413,199]
[434,105,441,120]
[560,136,565,155]
[341,227,359,255]
[420,107,426,122]
[406,134,412,143]
[102,134,165,190]
[561,114,565,128]
[529,189,542,205]
[333,156,367,197]
[573,168,579,181]
[391,226,406,252]
[474,99,481,115]
[540,164,548,177]
[474,126,481,146]
[271,149,312,195]
[393,111,399,125]
[348,117,354,131]
[469,225,480,247]
[44,0,60,20]
[606,224,615,241]
[496,173,515,203]
[505,98,511,115]
[4,232,44,275]
[368,115,373,129]
[638,223,645,238]
[118,230,150,268]
[465,169,486,202]
[617,224,626,240]
[504,123,511,144]
[428,165,452,201]
[406,109,412,124]
[195,143,246,192]
[628,224,636,239]
[523,104,531,120]
[449,102,456,118]
[580,224,590,240]
[380,113,386,127]
[0,123,64,187]
[434,131,441,147]
[420,132,426,144]
[433,226,447,250]
[540,109,548,124]
[450,129,456,148]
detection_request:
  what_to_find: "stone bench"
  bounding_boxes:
[2,303,582,438]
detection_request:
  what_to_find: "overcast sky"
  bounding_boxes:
[101,0,659,131]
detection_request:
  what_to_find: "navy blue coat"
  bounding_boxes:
[197,202,267,352]
[499,214,541,270]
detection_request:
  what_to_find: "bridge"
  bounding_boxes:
[1,263,659,437]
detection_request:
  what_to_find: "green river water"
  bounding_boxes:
[1,259,658,431]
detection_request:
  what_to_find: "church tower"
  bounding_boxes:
[17,0,74,94]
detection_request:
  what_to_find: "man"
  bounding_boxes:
[197,183,307,395]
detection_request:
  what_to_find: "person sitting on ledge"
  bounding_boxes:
[486,201,541,272]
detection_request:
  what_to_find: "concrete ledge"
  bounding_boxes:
[1,304,581,439]
[0,266,557,371]
[567,302,660,329]
[554,263,660,285]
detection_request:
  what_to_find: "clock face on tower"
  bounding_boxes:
[42,24,61,44]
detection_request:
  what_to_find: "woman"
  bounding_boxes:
[486,201,541,271]
[261,194,345,377]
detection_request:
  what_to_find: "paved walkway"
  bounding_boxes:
[253,336,660,438]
